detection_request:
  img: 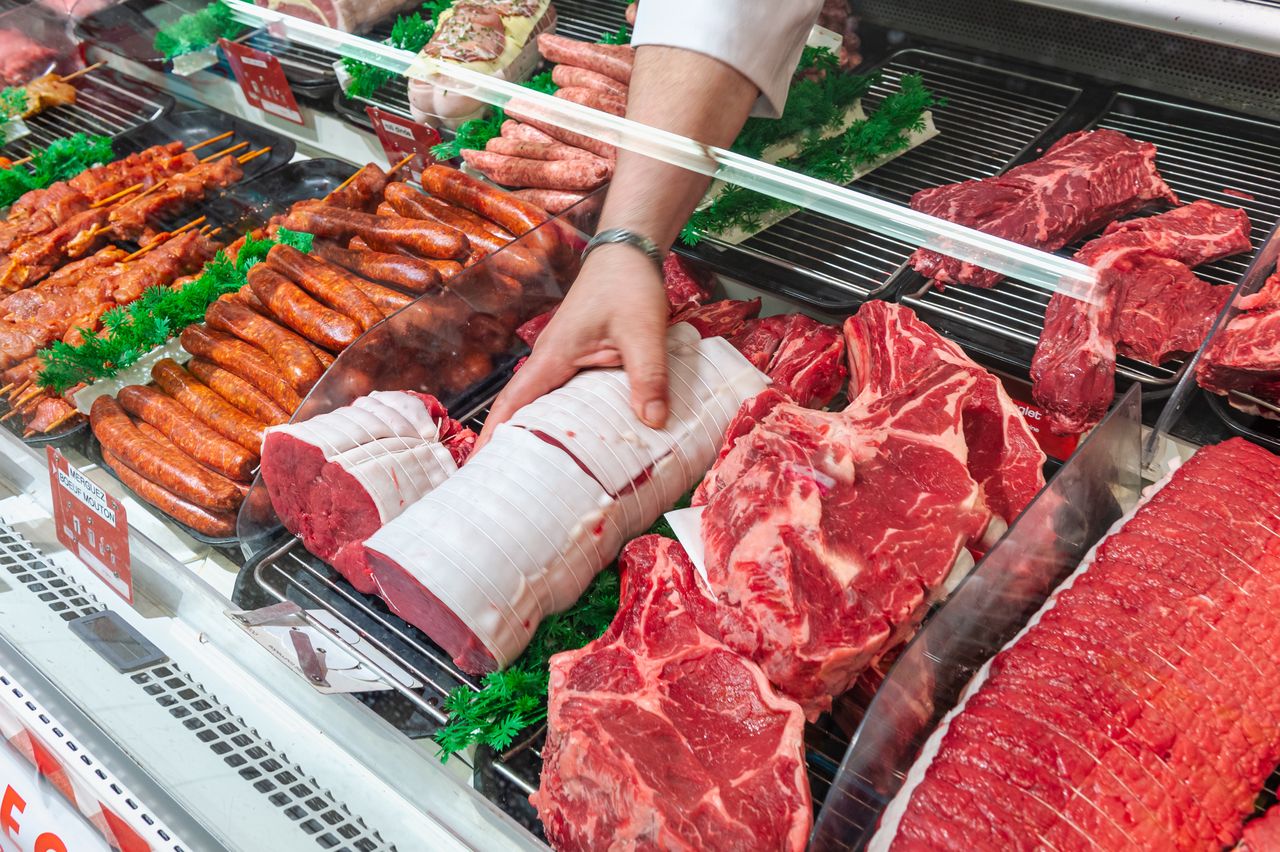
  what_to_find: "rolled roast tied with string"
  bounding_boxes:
[361,324,770,674]
[260,391,476,593]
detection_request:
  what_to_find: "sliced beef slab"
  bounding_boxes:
[532,535,811,852]
[880,438,1280,851]
[909,129,1178,289]
[1199,267,1280,418]
[260,391,474,592]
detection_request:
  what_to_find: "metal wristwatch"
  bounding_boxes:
[581,227,664,273]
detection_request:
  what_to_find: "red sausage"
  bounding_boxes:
[187,357,289,426]
[206,299,325,394]
[312,239,443,294]
[555,86,627,118]
[265,244,385,331]
[176,327,302,416]
[550,65,628,97]
[103,447,238,537]
[537,34,634,84]
[117,384,257,481]
[483,136,603,163]
[91,395,241,511]
[460,149,611,191]
[247,264,363,351]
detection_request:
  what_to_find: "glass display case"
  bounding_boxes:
[0,0,1277,849]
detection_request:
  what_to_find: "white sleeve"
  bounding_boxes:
[629,0,825,118]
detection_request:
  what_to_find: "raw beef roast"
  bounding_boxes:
[727,313,847,409]
[877,438,1280,851]
[909,129,1178,289]
[1198,267,1280,418]
[533,536,811,852]
[1032,201,1251,434]
[361,325,767,673]
[260,391,474,592]
[695,303,1044,717]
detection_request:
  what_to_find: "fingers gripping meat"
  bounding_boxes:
[176,327,302,415]
[311,239,442,294]
[187,357,289,426]
[247,264,362,351]
[117,384,257,481]
[279,205,469,260]
[103,448,238,537]
[91,395,241,512]
[265,244,385,331]
[205,299,325,394]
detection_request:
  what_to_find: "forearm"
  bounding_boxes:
[596,45,759,251]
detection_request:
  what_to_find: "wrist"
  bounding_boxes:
[582,227,665,274]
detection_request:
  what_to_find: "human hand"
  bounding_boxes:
[478,244,670,446]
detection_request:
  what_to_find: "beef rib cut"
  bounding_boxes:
[696,303,1044,717]
[532,535,811,852]
[909,129,1177,289]
[1198,267,1280,418]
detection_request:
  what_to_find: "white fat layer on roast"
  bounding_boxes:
[364,425,619,667]
[266,391,459,523]
[868,468,1176,851]
[364,329,768,668]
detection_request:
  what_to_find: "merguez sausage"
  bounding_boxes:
[177,327,302,415]
[91,395,241,511]
[503,105,617,161]
[117,384,257,481]
[421,165,549,236]
[187,357,289,426]
[460,149,612,191]
[266,244,385,331]
[247,264,362,351]
[153,357,272,453]
[279,206,469,260]
[551,65,628,97]
[501,120,556,144]
[312,239,442,293]
[555,87,627,118]
[205,299,325,394]
[103,448,237,537]
[131,419,250,499]
[537,34,634,84]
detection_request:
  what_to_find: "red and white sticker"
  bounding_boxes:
[0,740,109,852]
[46,449,131,604]
[365,106,441,184]
[219,39,304,125]
[998,383,1081,460]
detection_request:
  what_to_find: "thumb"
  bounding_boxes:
[616,318,669,429]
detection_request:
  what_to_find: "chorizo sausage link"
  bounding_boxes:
[206,298,325,394]
[247,264,362,351]
[187,357,289,426]
[117,384,257,481]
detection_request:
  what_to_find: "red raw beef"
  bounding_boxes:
[261,391,473,592]
[1198,267,1280,418]
[727,314,847,409]
[1032,201,1251,434]
[532,535,811,852]
[671,298,761,338]
[662,253,713,310]
[885,439,1280,851]
[696,303,1044,717]
[0,30,57,86]
[726,315,789,370]
[516,308,556,347]
[909,129,1178,289]
[1244,806,1280,851]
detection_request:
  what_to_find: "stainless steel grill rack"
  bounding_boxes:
[903,92,1280,387]
[5,66,172,156]
[682,49,1084,313]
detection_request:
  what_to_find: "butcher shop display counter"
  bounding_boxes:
[1,1,1280,850]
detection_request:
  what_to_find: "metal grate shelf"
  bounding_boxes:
[5,67,171,156]
[683,49,1084,312]
[903,91,1280,387]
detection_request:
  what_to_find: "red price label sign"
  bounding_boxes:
[46,448,132,604]
[219,39,304,126]
[365,106,441,183]
[0,741,110,852]
[997,378,1081,460]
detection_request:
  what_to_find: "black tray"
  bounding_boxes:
[82,421,245,548]
[201,157,357,234]
[0,395,88,447]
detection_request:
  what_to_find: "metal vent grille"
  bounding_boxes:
[6,69,170,157]
[859,0,1280,121]
[683,49,1081,312]
[902,93,1280,386]
[0,523,389,852]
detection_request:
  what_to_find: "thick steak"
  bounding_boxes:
[533,535,811,852]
